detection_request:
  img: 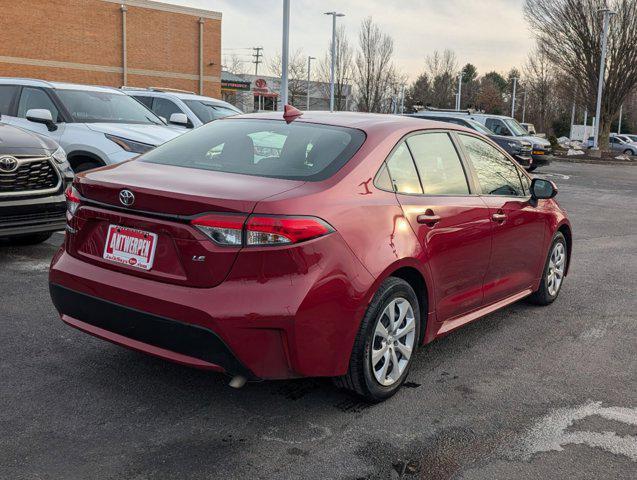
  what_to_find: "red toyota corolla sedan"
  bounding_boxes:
[49,108,571,401]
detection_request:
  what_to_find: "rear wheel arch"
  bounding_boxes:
[383,265,430,345]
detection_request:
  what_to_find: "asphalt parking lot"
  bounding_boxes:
[1,160,635,480]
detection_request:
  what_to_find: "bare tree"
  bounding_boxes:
[317,25,355,111]
[353,17,396,113]
[523,46,559,132]
[223,53,245,75]
[268,49,308,106]
[425,49,458,107]
[524,0,637,146]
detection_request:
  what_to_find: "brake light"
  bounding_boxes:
[65,185,80,217]
[191,214,334,247]
[192,214,246,246]
[246,216,333,245]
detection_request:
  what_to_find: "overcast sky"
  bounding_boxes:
[157,0,535,81]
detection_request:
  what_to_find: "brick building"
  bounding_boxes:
[0,0,222,97]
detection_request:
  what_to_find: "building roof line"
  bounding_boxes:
[100,0,222,20]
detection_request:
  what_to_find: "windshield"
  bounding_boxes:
[504,118,529,136]
[466,118,494,135]
[140,119,366,181]
[55,89,164,124]
[184,100,241,123]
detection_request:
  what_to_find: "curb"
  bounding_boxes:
[551,157,636,166]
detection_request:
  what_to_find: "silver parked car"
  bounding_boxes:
[0,79,182,172]
[122,87,242,129]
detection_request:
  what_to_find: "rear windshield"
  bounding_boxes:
[140,118,366,181]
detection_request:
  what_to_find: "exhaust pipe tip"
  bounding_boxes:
[229,375,247,389]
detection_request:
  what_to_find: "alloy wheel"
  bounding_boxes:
[547,242,566,296]
[371,297,416,386]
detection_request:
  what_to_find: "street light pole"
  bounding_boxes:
[325,11,344,112]
[306,56,315,110]
[593,8,615,149]
[280,0,290,109]
[618,104,623,134]
[511,77,518,118]
[456,72,462,110]
[522,90,527,123]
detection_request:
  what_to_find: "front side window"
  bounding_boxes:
[18,87,60,121]
[406,132,469,195]
[141,119,365,181]
[485,118,509,136]
[384,142,422,194]
[0,85,18,115]
[459,134,525,196]
[132,95,153,109]
[184,100,241,123]
[152,98,182,121]
[55,89,163,124]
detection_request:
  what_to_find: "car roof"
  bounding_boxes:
[124,89,227,103]
[230,111,474,136]
[0,77,125,94]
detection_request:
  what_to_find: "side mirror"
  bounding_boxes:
[26,109,57,131]
[169,112,192,128]
[530,178,557,200]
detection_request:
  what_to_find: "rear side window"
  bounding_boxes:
[140,119,365,181]
[384,142,422,194]
[0,85,18,115]
[459,134,525,196]
[406,133,469,195]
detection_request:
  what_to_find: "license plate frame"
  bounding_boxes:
[103,224,158,271]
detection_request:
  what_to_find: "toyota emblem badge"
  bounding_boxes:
[119,189,135,207]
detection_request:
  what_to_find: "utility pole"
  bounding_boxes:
[252,47,263,76]
[400,84,405,114]
[280,0,290,109]
[325,11,345,112]
[456,72,462,110]
[618,104,623,134]
[570,101,576,139]
[306,56,315,110]
[522,90,527,123]
[511,77,518,118]
[593,8,615,149]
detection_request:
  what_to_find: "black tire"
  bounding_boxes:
[73,161,101,173]
[623,149,634,156]
[6,232,52,245]
[528,232,567,306]
[334,277,421,402]
[527,164,538,172]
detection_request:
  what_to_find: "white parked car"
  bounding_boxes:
[122,87,242,129]
[0,79,182,172]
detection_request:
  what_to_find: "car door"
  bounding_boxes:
[384,132,493,325]
[457,133,548,304]
[5,86,65,143]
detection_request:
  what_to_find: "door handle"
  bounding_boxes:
[492,212,506,222]
[417,209,441,226]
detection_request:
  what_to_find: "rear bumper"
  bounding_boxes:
[49,234,373,380]
[50,283,255,378]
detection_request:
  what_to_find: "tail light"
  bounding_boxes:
[192,214,246,246]
[191,214,334,247]
[65,185,80,218]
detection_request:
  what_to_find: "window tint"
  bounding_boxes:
[18,87,59,121]
[141,119,365,181]
[152,98,182,120]
[0,85,18,115]
[132,95,153,109]
[406,133,469,195]
[385,142,422,194]
[485,118,509,136]
[459,134,525,196]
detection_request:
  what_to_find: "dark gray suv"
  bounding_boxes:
[0,120,73,244]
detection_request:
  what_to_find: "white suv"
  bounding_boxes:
[0,79,182,172]
[122,87,241,129]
